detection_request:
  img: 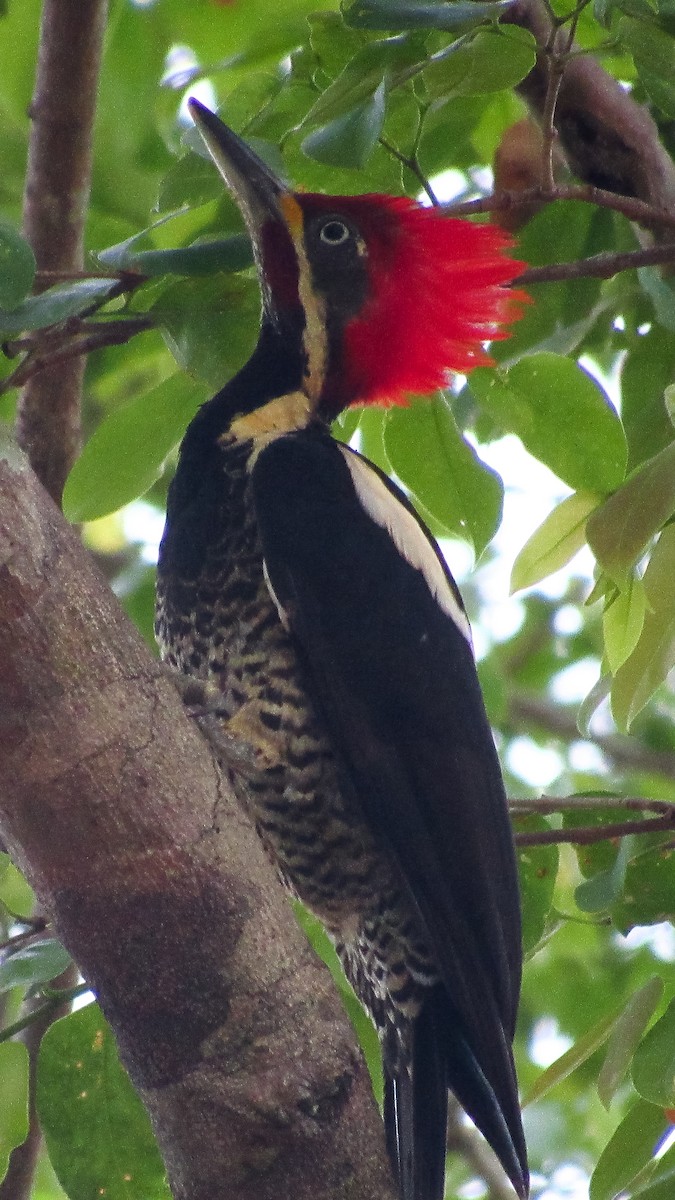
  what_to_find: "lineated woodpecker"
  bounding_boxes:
[156,98,529,1200]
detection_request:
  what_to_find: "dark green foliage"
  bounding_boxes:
[0,1,674,1197]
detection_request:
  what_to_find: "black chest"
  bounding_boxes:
[155,433,271,679]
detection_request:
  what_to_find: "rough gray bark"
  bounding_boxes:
[0,436,396,1200]
[17,0,108,503]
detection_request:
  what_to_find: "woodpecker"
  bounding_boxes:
[156,99,529,1200]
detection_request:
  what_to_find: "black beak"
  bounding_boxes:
[188,99,290,252]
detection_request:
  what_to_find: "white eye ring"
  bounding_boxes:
[319,220,351,246]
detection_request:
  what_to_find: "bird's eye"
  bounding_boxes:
[319,220,351,246]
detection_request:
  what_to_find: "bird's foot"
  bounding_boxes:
[160,665,281,779]
[212,705,284,777]
[199,715,281,779]
[160,663,227,718]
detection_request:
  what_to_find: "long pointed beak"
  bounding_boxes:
[188,99,289,247]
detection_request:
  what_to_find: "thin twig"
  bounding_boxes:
[516,242,675,284]
[446,183,675,232]
[0,983,87,1045]
[0,922,49,954]
[507,692,675,781]
[515,813,675,847]
[504,0,675,225]
[540,0,596,188]
[1,317,153,396]
[510,793,675,847]
[0,961,80,1200]
[35,268,143,286]
[539,34,564,190]
[510,796,675,816]
[379,135,439,206]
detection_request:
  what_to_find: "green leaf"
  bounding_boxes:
[98,208,206,269]
[37,1004,170,1200]
[516,815,559,954]
[301,35,426,128]
[383,395,503,554]
[332,407,362,445]
[522,1006,621,1107]
[423,26,537,98]
[307,11,364,80]
[638,267,675,333]
[575,836,635,913]
[156,151,225,212]
[577,673,612,737]
[611,523,675,729]
[618,16,675,117]
[0,278,119,337]
[472,354,627,493]
[345,0,516,31]
[357,405,390,475]
[293,901,382,1103]
[603,574,647,674]
[632,1147,675,1200]
[589,1098,669,1200]
[586,442,675,587]
[613,845,675,933]
[511,491,601,593]
[488,202,609,365]
[152,274,259,389]
[100,236,252,278]
[63,374,207,523]
[0,938,72,993]
[569,806,636,882]
[598,977,665,1109]
[665,384,675,429]
[0,1041,29,1185]
[621,330,675,468]
[0,219,35,309]
[632,998,675,1107]
[301,81,386,167]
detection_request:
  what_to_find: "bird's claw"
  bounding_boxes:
[160,663,228,717]
[197,718,278,779]
[160,664,280,778]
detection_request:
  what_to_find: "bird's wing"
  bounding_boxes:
[251,430,522,1103]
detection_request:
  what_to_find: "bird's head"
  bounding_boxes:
[189,99,526,426]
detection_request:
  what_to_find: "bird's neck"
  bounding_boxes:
[223,315,308,424]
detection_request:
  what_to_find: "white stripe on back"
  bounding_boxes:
[339,446,473,645]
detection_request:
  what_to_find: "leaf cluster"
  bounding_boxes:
[0,1,674,1198]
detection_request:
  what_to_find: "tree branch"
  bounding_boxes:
[510,796,675,816]
[16,0,108,504]
[516,242,675,285]
[502,0,675,228]
[446,1097,516,1200]
[507,691,675,782]
[514,814,675,848]
[447,182,675,232]
[0,440,395,1200]
[509,795,675,847]
[2,318,154,397]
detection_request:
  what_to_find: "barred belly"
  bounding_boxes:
[155,457,436,1049]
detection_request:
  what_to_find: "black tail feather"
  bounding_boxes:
[383,999,448,1200]
[383,989,528,1200]
[384,1070,414,1200]
[444,1027,528,1198]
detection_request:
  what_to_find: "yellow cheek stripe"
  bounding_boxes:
[277,191,328,404]
[298,266,327,405]
[279,193,304,236]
